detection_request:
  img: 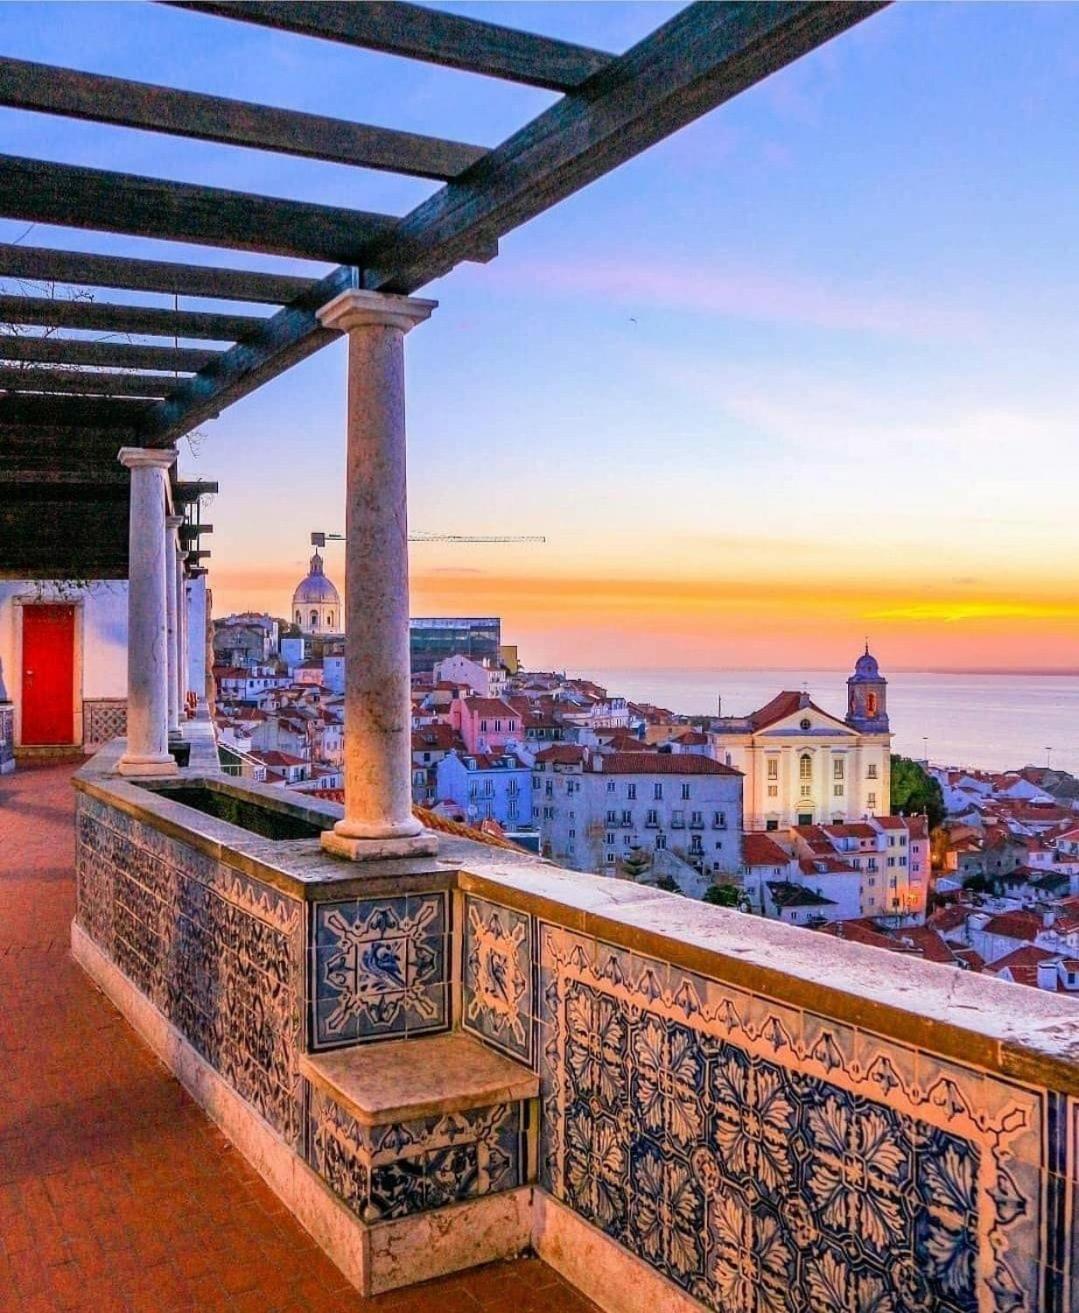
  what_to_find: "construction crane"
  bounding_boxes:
[311,531,545,547]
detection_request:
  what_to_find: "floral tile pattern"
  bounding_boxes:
[311,893,448,1049]
[539,922,1050,1313]
[75,797,304,1144]
[462,895,533,1063]
[305,1080,524,1222]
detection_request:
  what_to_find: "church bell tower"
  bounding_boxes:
[845,643,889,732]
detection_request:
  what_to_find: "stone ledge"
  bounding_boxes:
[301,1032,539,1126]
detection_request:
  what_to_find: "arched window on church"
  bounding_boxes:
[328,612,334,629]
[295,610,301,625]
[866,692,877,716]
[799,753,812,781]
[310,610,318,630]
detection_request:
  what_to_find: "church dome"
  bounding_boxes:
[292,551,340,608]
[849,644,883,682]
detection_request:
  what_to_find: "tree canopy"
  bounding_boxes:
[890,754,946,829]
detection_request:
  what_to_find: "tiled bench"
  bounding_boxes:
[301,1031,538,1226]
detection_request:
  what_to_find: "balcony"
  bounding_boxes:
[4,730,1077,1313]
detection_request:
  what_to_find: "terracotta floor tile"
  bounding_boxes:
[0,763,602,1313]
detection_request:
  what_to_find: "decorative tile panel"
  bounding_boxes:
[539,923,1053,1313]
[75,797,304,1144]
[305,1080,524,1222]
[311,893,448,1049]
[83,698,127,747]
[462,895,533,1063]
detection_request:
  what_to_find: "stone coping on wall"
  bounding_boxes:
[301,1033,539,1126]
[73,734,1079,1097]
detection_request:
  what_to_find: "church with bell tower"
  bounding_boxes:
[710,647,894,831]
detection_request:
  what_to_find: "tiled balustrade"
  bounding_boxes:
[71,733,1079,1311]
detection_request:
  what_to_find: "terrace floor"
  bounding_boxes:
[0,761,599,1313]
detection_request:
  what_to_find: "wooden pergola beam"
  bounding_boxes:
[0,367,180,399]
[0,294,263,342]
[0,243,310,305]
[0,335,215,372]
[0,154,398,263]
[143,1,886,444]
[168,0,614,93]
[363,1,888,293]
[174,480,219,502]
[0,393,150,429]
[0,56,486,183]
[139,264,357,444]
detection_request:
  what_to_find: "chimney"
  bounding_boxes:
[1036,960,1059,992]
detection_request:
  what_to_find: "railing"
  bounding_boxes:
[69,738,1079,1313]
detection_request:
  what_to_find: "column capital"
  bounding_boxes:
[165,515,185,531]
[317,288,437,336]
[118,447,177,471]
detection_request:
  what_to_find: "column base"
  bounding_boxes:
[116,754,180,777]
[321,828,439,862]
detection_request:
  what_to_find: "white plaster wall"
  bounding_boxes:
[0,582,128,743]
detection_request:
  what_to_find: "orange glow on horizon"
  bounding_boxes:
[206,562,1079,673]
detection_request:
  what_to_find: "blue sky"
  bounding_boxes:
[3,3,1078,669]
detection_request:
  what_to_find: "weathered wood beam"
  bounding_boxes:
[0,242,310,305]
[0,295,262,341]
[0,155,398,263]
[0,367,179,398]
[168,1,614,93]
[0,393,148,429]
[178,522,213,541]
[139,265,358,445]
[0,57,486,183]
[174,480,219,502]
[138,2,886,446]
[0,335,215,372]
[361,1,889,293]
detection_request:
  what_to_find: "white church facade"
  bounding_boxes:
[710,648,892,831]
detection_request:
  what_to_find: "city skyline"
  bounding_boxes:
[4,1,1078,669]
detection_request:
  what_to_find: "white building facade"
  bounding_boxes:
[710,649,892,831]
[534,748,743,877]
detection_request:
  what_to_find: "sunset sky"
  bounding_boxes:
[4,2,1079,671]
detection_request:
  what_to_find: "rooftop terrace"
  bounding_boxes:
[0,760,598,1313]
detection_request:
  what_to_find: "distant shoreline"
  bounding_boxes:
[581,666,1079,677]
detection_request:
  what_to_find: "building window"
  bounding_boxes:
[867,792,877,809]
[656,833,667,849]
[605,851,615,863]
[800,785,811,798]
[621,810,632,826]
[568,828,575,838]
[627,783,637,800]
[713,811,726,828]
[867,764,878,780]
[606,832,615,846]
[607,780,616,794]
[765,820,778,832]
[542,806,554,820]
[767,785,778,798]
[833,759,844,780]
[654,782,663,800]
[767,759,778,781]
[606,809,617,823]
[799,754,812,781]
[646,808,659,826]
[834,785,844,797]
[681,783,691,800]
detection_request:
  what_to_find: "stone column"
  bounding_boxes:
[176,548,188,715]
[165,515,183,736]
[117,449,179,776]
[317,288,438,861]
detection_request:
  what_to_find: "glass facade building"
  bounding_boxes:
[409,617,502,674]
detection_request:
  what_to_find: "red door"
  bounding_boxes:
[22,605,76,745]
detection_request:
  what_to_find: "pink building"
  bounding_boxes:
[449,696,522,755]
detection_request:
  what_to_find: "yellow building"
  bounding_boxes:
[710,649,892,831]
